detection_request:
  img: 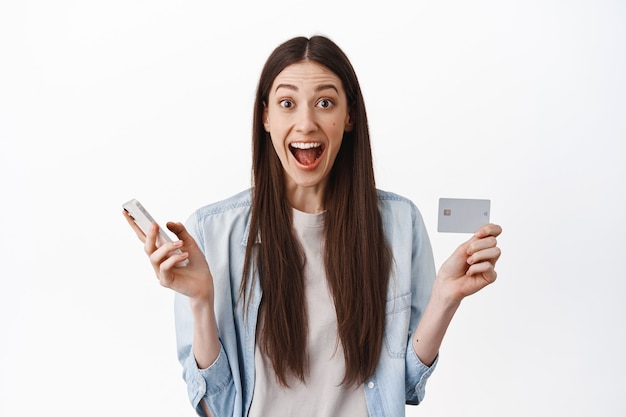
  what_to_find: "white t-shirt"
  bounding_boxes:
[248,208,369,417]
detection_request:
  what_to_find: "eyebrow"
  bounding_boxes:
[274,83,339,94]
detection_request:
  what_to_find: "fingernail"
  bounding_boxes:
[173,240,183,247]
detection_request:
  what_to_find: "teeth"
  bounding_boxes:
[290,142,321,149]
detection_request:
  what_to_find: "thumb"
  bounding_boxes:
[166,221,192,241]
[166,221,203,256]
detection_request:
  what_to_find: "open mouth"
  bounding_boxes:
[289,142,324,166]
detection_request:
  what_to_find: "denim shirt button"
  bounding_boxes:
[367,381,375,389]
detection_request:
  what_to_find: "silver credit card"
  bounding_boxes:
[437,198,491,233]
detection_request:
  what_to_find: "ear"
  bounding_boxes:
[344,110,354,132]
[263,103,270,132]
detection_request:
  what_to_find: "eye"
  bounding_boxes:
[317,98,334,109]
[279,99,294,109]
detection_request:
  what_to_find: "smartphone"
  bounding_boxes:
[437,198,491,233]
[123,199,189,267]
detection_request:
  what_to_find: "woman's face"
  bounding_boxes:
[264,61,352,207]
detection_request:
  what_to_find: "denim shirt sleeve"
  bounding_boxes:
[405,344,438,404]
[175,293,235,417]
[367,191,439,415]
[404,197,438,405]
[173,203,246,417]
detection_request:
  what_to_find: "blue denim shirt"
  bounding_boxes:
[174,189,438,417]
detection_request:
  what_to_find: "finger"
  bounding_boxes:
[466,236,498,255]
[150,243,190,288]
[149,239,185,265]
[159,252,190,283]
[467,246,502,265]
[123,210,147,242]
[474,223,502,239]
[466,262,498,283]
[166,222,202,251]
[166,221,191,241]
[144,222,159,255]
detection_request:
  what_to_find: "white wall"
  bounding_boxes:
[1,1,624,416]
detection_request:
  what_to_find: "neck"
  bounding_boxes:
[285,183,327,214]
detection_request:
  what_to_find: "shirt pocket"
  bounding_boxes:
[383,292,412,358]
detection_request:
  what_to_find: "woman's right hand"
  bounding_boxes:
[123,211,214,304]
[124,211,221,391]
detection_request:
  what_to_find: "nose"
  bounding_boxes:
[295,106,317,133]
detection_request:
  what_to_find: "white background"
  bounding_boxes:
[1,1,625,416]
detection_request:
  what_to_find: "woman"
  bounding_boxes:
[124,35,502,417]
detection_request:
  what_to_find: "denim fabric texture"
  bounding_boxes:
[174,189,438,417]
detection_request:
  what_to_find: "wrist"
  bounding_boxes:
[431,277,463,312]
[189,296,214,317]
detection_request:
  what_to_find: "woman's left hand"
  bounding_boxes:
[436,223,503,303]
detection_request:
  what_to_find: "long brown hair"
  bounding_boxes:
[241,35,392,387]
